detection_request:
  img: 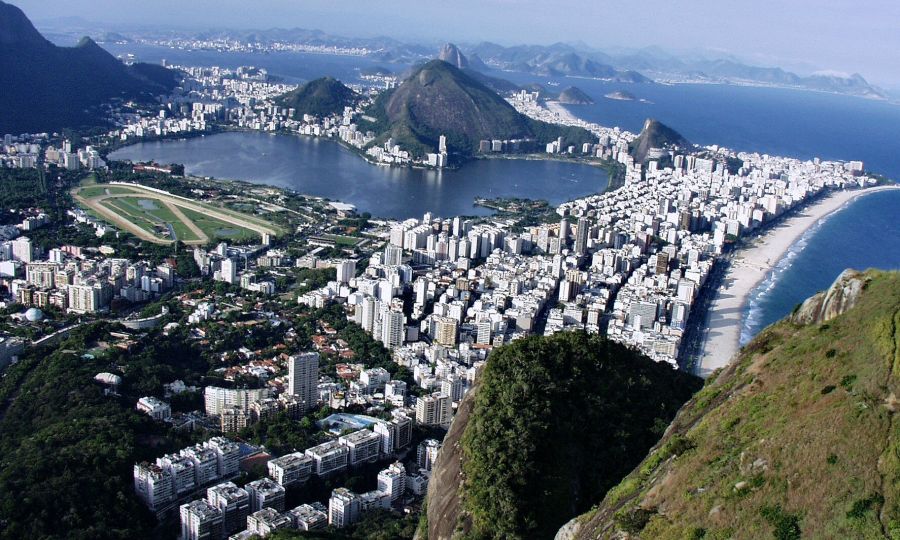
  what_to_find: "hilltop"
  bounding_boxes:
[276,76,360,118]
[557,86,595,105]
[0,0,179,134]
[437,42,519,94]
[425,331,702,540]
[360,60,594,158]
[561,269,900,539]
[629,118,692,163]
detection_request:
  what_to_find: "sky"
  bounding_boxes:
[13,0,900,87]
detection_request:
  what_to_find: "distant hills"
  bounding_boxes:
[359,59,594,158]
[562,269,900,539]
[0,0,179,135]
[141,24,885,99]
[275,76,360,118]
[467,41,650,83]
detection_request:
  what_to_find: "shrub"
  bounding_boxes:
[760,505,801,540]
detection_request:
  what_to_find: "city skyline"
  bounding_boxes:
[13,0,900,88]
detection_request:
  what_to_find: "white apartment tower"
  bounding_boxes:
[288,352,319,412]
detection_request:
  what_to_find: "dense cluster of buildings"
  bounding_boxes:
[139,36,372,56]
[193,242,278,295]
[178,460,407,539]
[1,135,106,171]
[5,248,175,313]
[174,430,440,539]
[133,437,241,514]
[201,352,318,432]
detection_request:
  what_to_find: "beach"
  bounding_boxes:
[696,184,900,377]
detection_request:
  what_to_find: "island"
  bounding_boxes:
[604,90,637,101]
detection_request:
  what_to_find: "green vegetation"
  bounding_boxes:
[0,323,213,539]
[557,86,595,105]
[0,2,177,134]
[179,207,257,241]
[76,185,139,198]
[570,270,900,539]
[75,183,279,244]
[457,331,702,539]
[276,77,360,119]
[358,60,594,158]
[0,167,78,225]
[101,197,202,241]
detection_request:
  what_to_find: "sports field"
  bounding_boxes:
[72,183,281,245]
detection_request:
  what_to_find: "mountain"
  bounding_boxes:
[467,42,651,83]
[275,76,359,118]
[599,48,887,99]
[678,59,887,98]
[361,60,593,157]
[629,118,692,163]
[557,86,594,105]
[425,331,703,540]
[438,42,469,70]
[436,42,519,94]
[560,269,900,540]
[0,0,179,135]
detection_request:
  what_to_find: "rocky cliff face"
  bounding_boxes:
[560,269,900,540]
[791,269,869,325]
[438,43,469,70]
[425,379,479,540]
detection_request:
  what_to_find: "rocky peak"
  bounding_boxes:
[438,42,469,70]
[791,268,869,325]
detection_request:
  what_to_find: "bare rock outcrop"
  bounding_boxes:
[791,269,869,325]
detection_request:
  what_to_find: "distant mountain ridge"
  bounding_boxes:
[436,43,520,94]
[0,0,179,134]
[123,24,885,99]
[468,41,650,82]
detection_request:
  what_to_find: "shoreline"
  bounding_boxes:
[696,184,900,377]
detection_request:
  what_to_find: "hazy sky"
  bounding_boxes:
[14,0,900,86]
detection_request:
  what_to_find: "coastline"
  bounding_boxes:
[696,184,900,377]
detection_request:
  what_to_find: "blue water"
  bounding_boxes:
[741,189,900,342]
[100,43,900,337]
[549,79,900,180]
[108,131,608,219]
[101,43,408,85]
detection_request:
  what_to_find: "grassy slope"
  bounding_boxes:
[574,270,900,539]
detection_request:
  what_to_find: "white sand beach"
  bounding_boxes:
[696,185,900,377]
